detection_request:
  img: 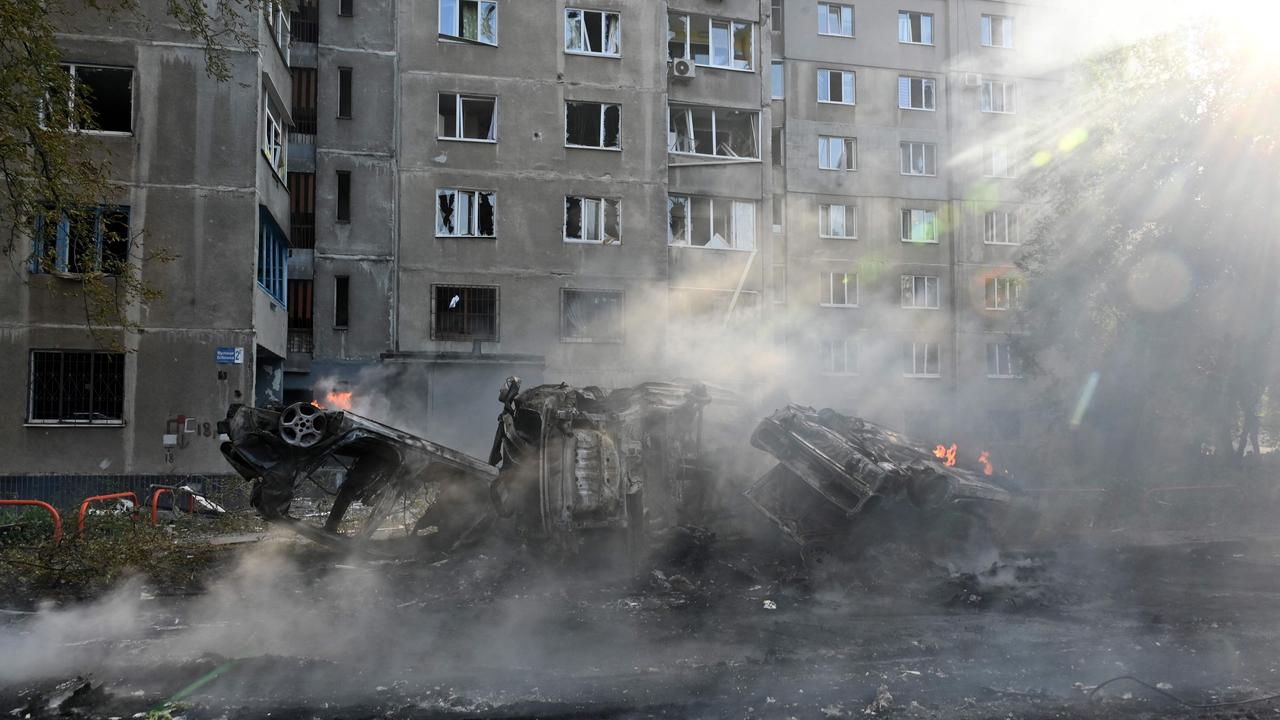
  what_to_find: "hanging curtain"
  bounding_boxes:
[566,10,583,52]
[582,198,600,241]
[487,102,497,140]
[604,14,620,54]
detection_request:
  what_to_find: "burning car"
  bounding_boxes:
[219,402,498,551]
[745,405,1022,551]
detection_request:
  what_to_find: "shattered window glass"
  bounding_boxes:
[667,12,688,60]
[30,205,130,275]
[565,197,620,244]
[440,0,497,45]
[436,189,496,237]
[566,9,621,56]
[669,105,758,159]
[566,101,620,149]
[561,289,624,342]
[670,197,755,249]
[731,21,753,70]
[667,196,689,245]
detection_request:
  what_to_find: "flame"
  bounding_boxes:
[310,400,322,409]
[933,443,957,467]
[978,450,994,476]
[310,391,354,411]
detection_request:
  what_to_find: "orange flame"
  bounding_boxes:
[933,443,957,467]
[325,391,353,411]
[310,400,322,409]
[978,450,994,476]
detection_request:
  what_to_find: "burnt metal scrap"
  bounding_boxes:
[746,405,1016,549]
[220,402,497,550]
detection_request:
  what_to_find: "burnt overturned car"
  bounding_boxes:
[747,405,1023,552]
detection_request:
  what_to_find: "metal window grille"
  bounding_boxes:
[288,172,315,249]
[28,350,125,424]
[432,285,498,341]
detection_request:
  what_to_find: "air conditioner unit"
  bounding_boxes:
[963,72,982,87]
[670,58,696,80]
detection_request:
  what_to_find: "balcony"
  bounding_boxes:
[291,0,318,44]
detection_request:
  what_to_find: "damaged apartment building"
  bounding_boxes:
[1,0,1058,497]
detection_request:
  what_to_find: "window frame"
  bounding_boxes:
[431,284,500,341]
[900,141,937,176]
[564,8,622,57]
[819,203,857,239]
[335,170,351,223]
[435,187,497,238]
[984,210,1020,245]
[986,342,1020,378]
[900,208,939,243]
[334,275,350,328]
[819,270,858,307]
[564,195,621,244]
[984,145,1015,178]
[898,75,936,111]
[263,95,287,178]
[817,68,856,105]
[817,2,854,37]
[771,60,785,99]
[30,205,130,276]
[560,288,625,343]
[820,337,858,376]
[897,10,934,45]
[565,100,622,150]
[985,276,1021,310]
[667,104,760,160]
[904,341,941,378]
[439,0,498,45]
[817,135,857,171]
[26,349,126,426]
[667,12,756,71]
[58,63,134,136]
[900,274,940,309]
[981,79,1017,114]
[437,92,498,143]
[981,14,1014,49]
[666,195,757,252]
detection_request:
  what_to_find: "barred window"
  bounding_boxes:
[432,285,498,341]
[28,350,125,424]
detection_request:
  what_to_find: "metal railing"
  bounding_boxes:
[288,329,314,354]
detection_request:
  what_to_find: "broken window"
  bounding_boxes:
[901,274,940,309]
[439,0,498,45]
[263,94,286,176]
[818,3,854,36]
[900,141,936,175]
[981,14,1014,49]
[667,196,756,250]
[265,0,291,59]
[820,338,857,375]
[982,79,1016,113]
[987,342,1019,378]
[60,64,132,133]
[818,68,855,104]
[28,350,125,424]
[667,12,754,70]
[438,93,497,141]
[904,341,941,377]
[565,101,620,149]
[258,207,288,303]
[985,145,1013,177]
[818,135,856,170]
[334,275,349,327]
[821,270,857,307]
[898,11,933,44]
[984,210,1019,244]
[31,205,129,275]
[986,276,1021,310]
[565,196,620,244]
[898,75,935,110]
[819,204,856,238]
[561,289,624,342]
[337,66,352,118]
[565,9,620,56]
[436,188,496,237]
[900,208,938,243]
[432,284,498,341]
[668,104,759,159]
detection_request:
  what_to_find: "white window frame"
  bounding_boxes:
[820,270,858,307]
[987,342,1020,378]
[437,92,498,143]
[817,3,854,37]
[898,75,936,111]
[985,145,1014,178]
[986,276,1020,310]
[821,337,858,375]
[565,8,621,57]
[439,0,498,45]
[266,0,291,61]
[667,104,760,160]
[817,68,856,105]
[819,203,857,239]
[905,341,941,378]
[981,14,1014,49]
[561,288,625,343]
[898,11,933,45]
[771,61,785,99]
[984,210,1020,245]
[901,274,939,309]
[667,13,755,71]
[981,79,1016,113]
[900,208,938,243]
[262,96,286,178]
[435,188,496,238]
[666,195,757,251]
[900,141,936,176]
[564,196,620,244]
[49,64,135,136]
[565,100,622,150]
[818,135,857,171]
